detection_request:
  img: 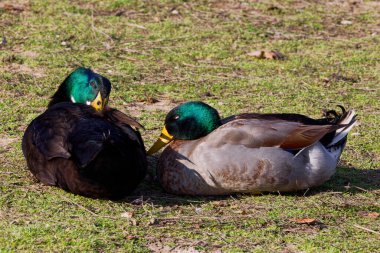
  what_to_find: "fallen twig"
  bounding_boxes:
[59,194,116,220]
[182,62,232,69]
[323,192,343,195]
[352,185,369,192]
[125,22,147,30]
[155,214,258,222]
[90,9,114,42]
[353,224,380,235]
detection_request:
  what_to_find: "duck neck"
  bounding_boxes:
[48,81,70,107]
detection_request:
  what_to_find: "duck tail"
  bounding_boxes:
[327,108,357,148]
[321,107,356,161]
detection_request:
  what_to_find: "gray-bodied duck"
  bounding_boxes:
[22,67,147,199]
[147,101,356,195]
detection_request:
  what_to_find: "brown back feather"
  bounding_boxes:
[279,124,341,149]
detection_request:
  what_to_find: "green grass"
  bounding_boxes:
[1,0,379,252]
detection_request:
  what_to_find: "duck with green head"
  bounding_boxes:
[49,67,111,110]
[22,67,147,199]
[148,101,357,195]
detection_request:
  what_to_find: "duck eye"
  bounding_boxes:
[90,81,97,88]
[173,115,179,120]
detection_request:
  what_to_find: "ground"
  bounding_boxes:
[0,0,379,252]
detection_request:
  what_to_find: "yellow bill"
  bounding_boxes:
[147,126,174,155]
[90,92,104,111]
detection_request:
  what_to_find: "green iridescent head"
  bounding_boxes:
[49,67,111,111]
[147,101,221,155]
[165,101,221,140]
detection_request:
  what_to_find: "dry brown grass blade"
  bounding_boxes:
[353,224,380,236]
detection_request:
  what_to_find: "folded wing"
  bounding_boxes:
[207,117,341,150]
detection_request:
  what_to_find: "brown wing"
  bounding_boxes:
[278,124,340,149]
[221,113,332,125]
[23,106,73,160]
[104,108,144,130]
[205,119,340,150]
[103,108,145,150]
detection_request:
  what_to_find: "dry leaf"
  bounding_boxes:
[366,212,380,218]
[341,20,353,25]
[289,218,319,224]
[359,212,379,218]
[0,3,25,12]
[247,50,284,60]
[120,211,134,219]
[213,200,227,207]
[127,235,137,240]
[193,224,200,229]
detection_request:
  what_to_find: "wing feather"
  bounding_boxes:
[30,108,73,160]
[206,118,340,150]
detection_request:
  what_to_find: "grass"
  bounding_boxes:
[1,0,379,251]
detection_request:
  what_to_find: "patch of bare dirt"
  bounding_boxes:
[61,0,380,40]
[208,1,279,25]
[3,63,45,78]
[211,0,380,39]
[146,236,224,253]
[0,1,29,13]
[123,98,179,117]
[296,1,380,38]
[0,136,16,148]
[19,51,39,58]
[148,240,202,253]
[282,224,322,234]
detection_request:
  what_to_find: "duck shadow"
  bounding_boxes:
[120,155,231,206]
[305,165,380,195]
[122,155,380,206]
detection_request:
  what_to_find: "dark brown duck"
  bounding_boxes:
[22,68,147,199]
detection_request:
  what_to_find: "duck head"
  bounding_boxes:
[147,101,221,155]
[49,67,111,111]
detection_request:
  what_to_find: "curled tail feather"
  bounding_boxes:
[327,108,357,148]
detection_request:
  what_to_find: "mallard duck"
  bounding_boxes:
[22,67,147,199]
[147,101,357,195]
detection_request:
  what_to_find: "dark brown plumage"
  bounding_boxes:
[22,103,147,199]
[22,68,147,199]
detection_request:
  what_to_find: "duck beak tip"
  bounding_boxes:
[147,126,173,155]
